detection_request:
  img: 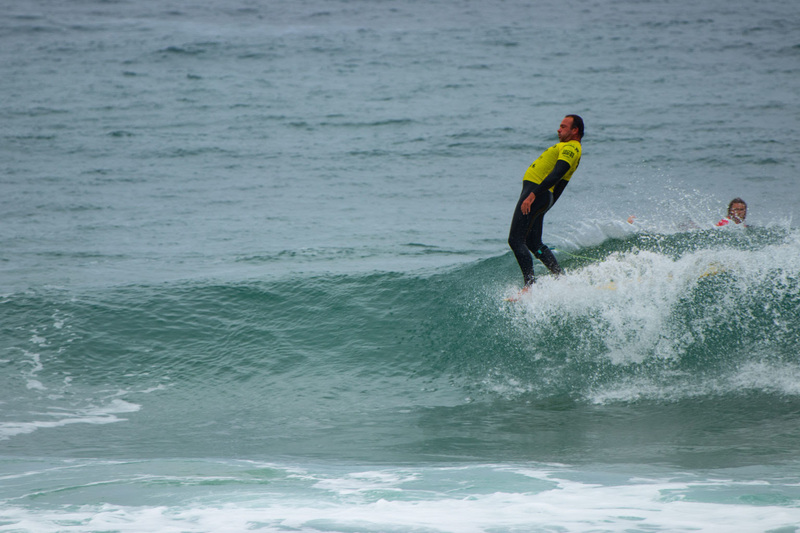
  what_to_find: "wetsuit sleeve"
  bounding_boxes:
[552,179,569,203]
[533,160,571,196]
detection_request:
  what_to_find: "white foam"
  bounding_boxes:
[1,465,798,533]
[312,470,421,495]
[730,360,800,396]
[22,350,44,374]
[25,380,46,391]
[500,234,800,403]
[510,249,704,364]
[29,334,48,346]
[0,399,140,440]
[586,359,800,404]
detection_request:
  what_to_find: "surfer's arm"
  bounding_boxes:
[552,179,569,203]
[534,160,571,197]
[520,160,571,214]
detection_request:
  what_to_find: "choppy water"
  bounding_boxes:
[2,0,800,531]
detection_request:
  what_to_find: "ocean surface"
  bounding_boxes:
[2,0,800,531]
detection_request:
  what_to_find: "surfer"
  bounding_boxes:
[508,115,584,289]
[716,198,747,227]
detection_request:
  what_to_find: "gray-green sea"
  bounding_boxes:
[2,0,800,531]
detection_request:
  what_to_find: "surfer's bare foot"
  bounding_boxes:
[504,285,532,302]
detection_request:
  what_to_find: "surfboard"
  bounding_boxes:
[699,262,726,278]
[596,281,618,290]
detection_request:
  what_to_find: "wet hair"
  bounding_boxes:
[728,197,747,216]
[566,114,584,139]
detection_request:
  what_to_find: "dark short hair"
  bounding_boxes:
[728,197,747,215]
[566,114,584,138]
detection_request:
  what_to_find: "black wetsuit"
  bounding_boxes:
[507,160,570,286]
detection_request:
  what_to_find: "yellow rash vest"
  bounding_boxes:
[522,140,582,192]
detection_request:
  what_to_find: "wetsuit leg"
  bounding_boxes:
[533,244,563,275]
[508,183,554,286]
[523,194,563,276]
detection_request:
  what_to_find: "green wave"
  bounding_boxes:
[2,227,799,409]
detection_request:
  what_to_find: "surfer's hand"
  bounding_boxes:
[521,193,535,215]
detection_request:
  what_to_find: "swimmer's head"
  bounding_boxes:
[727,198,747,223]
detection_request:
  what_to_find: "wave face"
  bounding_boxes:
[3,226,800,465]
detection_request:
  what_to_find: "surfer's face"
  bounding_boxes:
[729,203,747,223]
[557,117,578,142]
